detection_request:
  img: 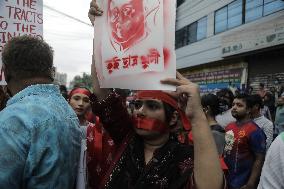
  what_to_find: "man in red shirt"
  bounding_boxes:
[224,94,266,189]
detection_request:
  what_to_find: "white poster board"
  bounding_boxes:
[0,0,43,85]
[93,0,176,90]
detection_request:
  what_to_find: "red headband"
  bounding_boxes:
[69,88,91,99]
[135,90,191,131]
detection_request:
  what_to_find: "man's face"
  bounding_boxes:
[221,93,232,106]
[231,98,250,120]
[108,0,145,47]
[218,93,232,112]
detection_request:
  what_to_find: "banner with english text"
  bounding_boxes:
[93,0,176,90]
[0,0,43,85]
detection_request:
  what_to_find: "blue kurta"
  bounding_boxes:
[0,84,82,189]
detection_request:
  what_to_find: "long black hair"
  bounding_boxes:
[163,102,176,123]
[201,93,221,117]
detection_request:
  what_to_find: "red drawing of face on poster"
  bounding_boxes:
[93,0,176,90]
[108,0,160,51]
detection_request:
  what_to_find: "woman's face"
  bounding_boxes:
[132,99,168,138]
[69,93,91,116]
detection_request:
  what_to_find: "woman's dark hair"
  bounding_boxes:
[0,87,8,111]
[163,102,176,124]
[201,93,221,116]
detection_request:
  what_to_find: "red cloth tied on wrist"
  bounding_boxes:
[69,88,91,99]
[135,90,191,131]
[133,117,169,133]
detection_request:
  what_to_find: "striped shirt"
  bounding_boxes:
[254,115,274,150]
[258,133,284,189]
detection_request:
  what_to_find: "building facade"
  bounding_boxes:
[176,0,284,93]
[54,71,67,86]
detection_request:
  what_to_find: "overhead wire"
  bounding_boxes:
[42,3,94,81]
[43,4,93,41]
[43,4,93,27]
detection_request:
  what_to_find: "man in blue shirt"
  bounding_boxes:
[0,36,82,188]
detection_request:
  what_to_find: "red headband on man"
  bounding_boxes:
[135,90,191,131]
[69,88,91,99]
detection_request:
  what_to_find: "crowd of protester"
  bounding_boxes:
[0,0,284,189]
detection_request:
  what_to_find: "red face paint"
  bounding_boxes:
[135,91,191,131]
[133,117,169,133]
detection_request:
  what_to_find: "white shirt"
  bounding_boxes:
[76,139,87,189]
[254,115,274,150]
[258,133,284,189]
[215,108,236,128]
[76,123,91,189]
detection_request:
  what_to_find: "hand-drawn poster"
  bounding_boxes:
[93,0,176,90]
[0,0,43,85]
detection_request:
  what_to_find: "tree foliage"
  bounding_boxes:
[70,72,93,90]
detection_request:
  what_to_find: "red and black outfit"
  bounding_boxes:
[86,92,196,189]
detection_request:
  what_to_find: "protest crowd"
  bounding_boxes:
[0,0,284,189]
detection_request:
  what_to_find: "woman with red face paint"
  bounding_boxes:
[88,1,224,189]
[87,61,224,189]
[86,60,224,189]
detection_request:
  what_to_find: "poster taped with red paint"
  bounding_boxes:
[93,0,176,90]
[0,0,43,85]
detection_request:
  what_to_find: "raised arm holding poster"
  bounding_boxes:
[0,0,43,85]
[93,0,176,90]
